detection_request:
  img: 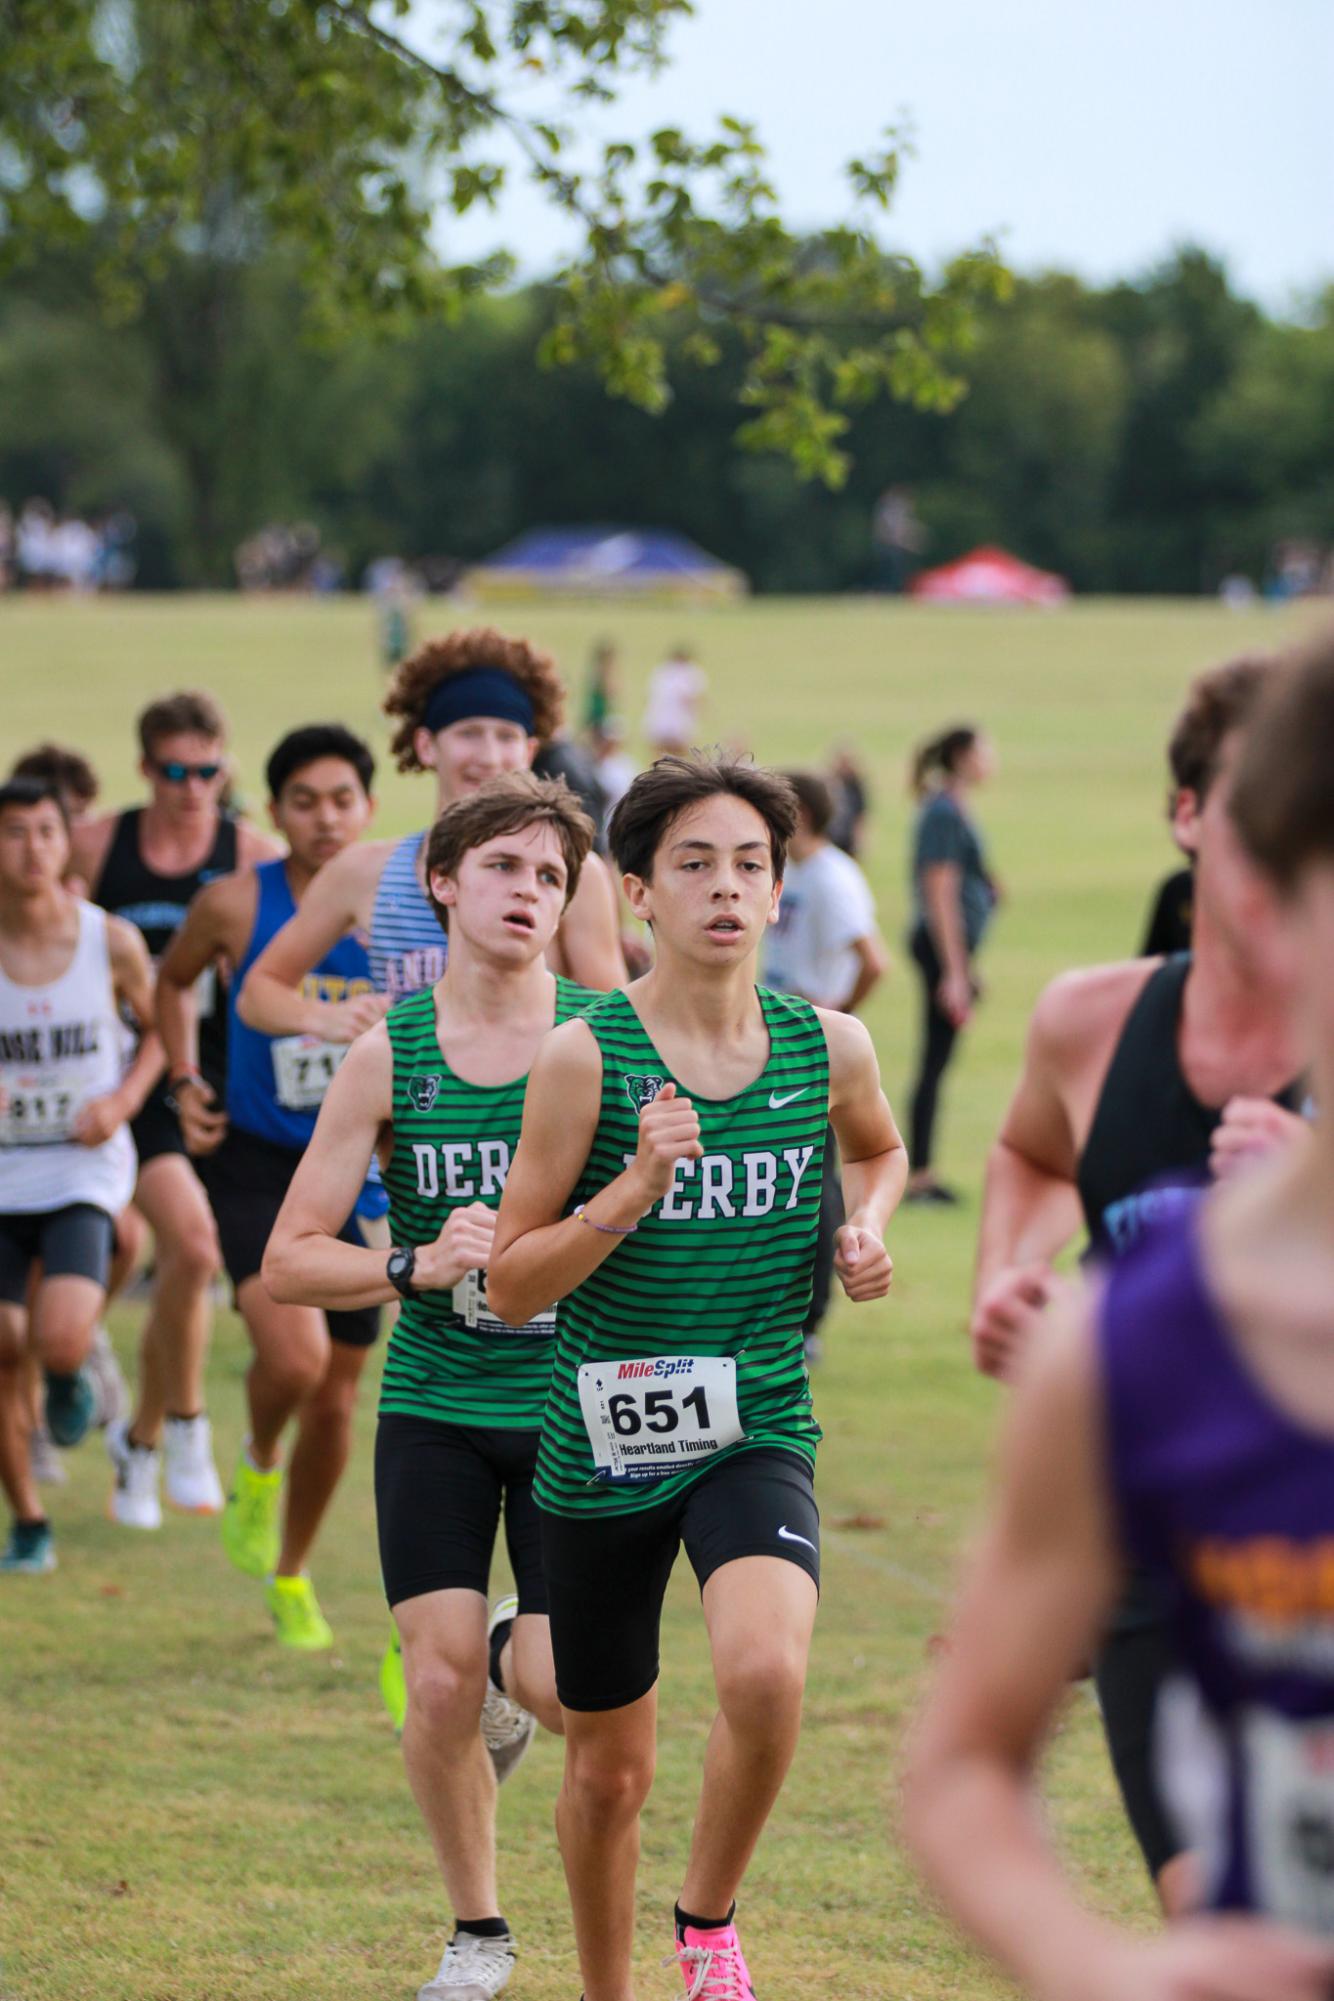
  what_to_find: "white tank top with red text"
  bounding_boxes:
[0,902,136,1216]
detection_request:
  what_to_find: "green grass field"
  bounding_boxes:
[0,593,1313,2001]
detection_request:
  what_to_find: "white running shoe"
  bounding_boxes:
[481,1595,536,1784]
[417,1931,516,2000]
[29,1426,68,1486]
[86,1322,130,1429]
[106,1418,163,1530]
[164,1414,224,1514]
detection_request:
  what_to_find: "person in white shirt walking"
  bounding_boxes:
[762,771,889,1360]
[642,646,707,760]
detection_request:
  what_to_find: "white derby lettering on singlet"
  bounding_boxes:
[619,1145,817,1219]
[411,1139,512,1200]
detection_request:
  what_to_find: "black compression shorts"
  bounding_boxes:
[130,1079,188,1166]
[0,1204,116,1303]
[374,1414,546,1613]
[540,1447,821,1713]
[1093,1568,1185,1883]
[199,1124,380,1348]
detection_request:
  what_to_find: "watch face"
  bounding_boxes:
[388,1248,415,1292]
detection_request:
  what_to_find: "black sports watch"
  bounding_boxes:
[386,1245,418,1300]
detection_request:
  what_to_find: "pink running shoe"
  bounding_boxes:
[668,1921,757,2000]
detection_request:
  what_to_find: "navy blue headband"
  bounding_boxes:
[423,668,536,737]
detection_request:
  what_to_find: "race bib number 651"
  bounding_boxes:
[577,1355,742,1483]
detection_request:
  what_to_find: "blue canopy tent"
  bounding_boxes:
[467,526,747,601]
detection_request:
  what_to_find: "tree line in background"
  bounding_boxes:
[3,240,1331,596]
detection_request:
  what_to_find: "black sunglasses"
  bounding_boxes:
[155,760,223,784]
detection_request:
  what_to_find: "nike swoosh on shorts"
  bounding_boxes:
[777,1525,817,1552]
[768,1088,807,1109]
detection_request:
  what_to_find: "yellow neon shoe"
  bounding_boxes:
[220,1451,282,1578]
[379,1625,407,1733]
[266,1573,334,1651]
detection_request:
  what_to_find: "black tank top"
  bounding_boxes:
[94,807,239,1086]
[1077,955,1302,1262]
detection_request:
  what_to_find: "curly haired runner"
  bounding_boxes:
[238,628,626,1045]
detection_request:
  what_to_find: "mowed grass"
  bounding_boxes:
[0,592,1313,2001]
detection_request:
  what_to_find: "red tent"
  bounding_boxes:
[910,545,1070,607]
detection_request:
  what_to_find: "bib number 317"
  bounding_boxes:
[578,1356,742,1483]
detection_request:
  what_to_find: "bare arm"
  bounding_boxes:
[263,1027,496,1309]
[554,851,628,990]
[905,1295,1334,2001]
[822,1007,907,1300]
[488,1019,703,1327]
[922,860,969,981]
[238,842,389,1041]
[156,876,252,1155]
[262,1029,397,1308]
[971,968,1146,1378]
[904,1290,1127,1997]
[838,930,889,1015]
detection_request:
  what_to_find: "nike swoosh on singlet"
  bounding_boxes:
[777,1525,817,1552]
[768,1088,807,1109]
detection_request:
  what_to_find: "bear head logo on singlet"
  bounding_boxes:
[406,1073,443,1113]
[624,1073,666,1114]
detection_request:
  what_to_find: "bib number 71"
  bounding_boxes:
[578,1355,742,1482]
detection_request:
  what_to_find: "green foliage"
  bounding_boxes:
[1,243,1330,592]
[0,0,1006,486]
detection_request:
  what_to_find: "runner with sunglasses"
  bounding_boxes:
[71,693,281,1528]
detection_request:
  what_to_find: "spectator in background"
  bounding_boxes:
[905,725,999,1205]
[763,770,889,1360]
[583,638,619,736]
[643,643,706,758]
[826,743,871,858]
[589,719,637,841]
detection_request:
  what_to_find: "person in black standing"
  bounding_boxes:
[904,724,998,1204]
[968,653,1311,1917]
[71,691,282,1529]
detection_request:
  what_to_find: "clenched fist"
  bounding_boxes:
[416,1201,497,1292]
[834,1224,893,1301]
[632,1080,703,1202]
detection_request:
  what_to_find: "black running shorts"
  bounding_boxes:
[0,1204,116,1303]
[130,1078,188,1165]
[540,1447,821,1713]
[374,1413,546,1613]
[199,1124,380,1348]
[1093,1568,1185,1883]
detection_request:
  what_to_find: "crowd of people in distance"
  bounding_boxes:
[0,498,138,593]
[3,615,1333,2001]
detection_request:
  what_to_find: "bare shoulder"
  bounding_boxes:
[332,1019,393,1104]
[105,911,152,974]
[533,1013,603,1085]
[1029,959,1159,1070]
[812,1004,877,1086]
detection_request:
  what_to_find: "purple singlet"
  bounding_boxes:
[1098,1210,1334,1934]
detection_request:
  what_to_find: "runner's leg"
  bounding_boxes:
[0,1303,39,1522]
[397,1588,500,1918]
[277,1333,367,1577]
[679,1555,817,1916]
[557,1692,658,2001]
[131,1154,219,1442]
[235,1276,328,1470]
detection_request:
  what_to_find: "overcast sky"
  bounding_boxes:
[428,0,1332,311]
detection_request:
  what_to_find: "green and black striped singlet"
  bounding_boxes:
[534,984,829,1517]
[379,976,598,1430]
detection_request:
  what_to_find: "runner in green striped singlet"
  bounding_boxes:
[490,754,908,2001]
[264,772,599,2001]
